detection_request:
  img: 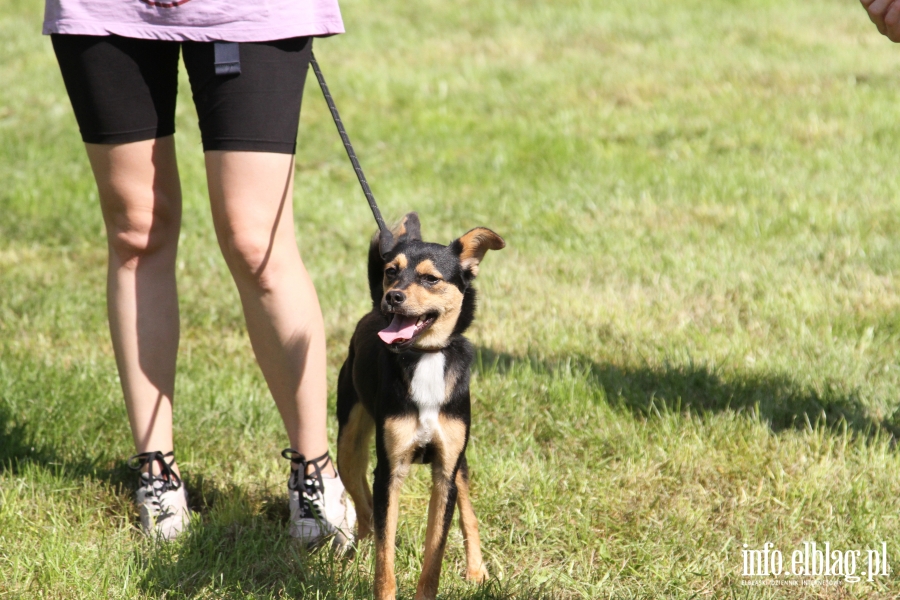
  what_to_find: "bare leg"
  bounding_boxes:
[204,150,334,475]
[85,136,182,476]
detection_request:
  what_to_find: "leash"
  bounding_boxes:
[309,52,392,253]
[211,45,393,253]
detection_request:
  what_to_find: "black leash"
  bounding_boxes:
[309,52,392,252]
[212,46,393,252]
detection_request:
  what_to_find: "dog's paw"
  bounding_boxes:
[466,564,489,584]
[356,522,373,540]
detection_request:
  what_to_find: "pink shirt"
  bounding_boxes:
[43,0,344,42]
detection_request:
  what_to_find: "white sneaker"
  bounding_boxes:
[129,451,191,541]
[283,449,356,551]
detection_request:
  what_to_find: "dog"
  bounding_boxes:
[336,212,504,600]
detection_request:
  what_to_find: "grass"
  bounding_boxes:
[3,0,900,597]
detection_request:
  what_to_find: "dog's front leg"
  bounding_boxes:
[415,461,458,600]
[414,415,468,600]
[373,417,415,600]
[455,456,488,583]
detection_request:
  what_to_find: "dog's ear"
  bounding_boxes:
[377,212,422,258]
[392,212,422,244]
[450,227,505,280]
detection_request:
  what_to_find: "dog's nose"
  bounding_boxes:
[385,290,406,306]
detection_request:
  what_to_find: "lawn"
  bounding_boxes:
[3,0,900,597]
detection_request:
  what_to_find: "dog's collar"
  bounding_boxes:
[387,344,445,355]
[413,347,444,354]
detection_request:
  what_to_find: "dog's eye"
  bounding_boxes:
[385,267,398,278]
[421,274,440,285]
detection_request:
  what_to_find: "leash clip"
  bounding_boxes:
[214,42,241,76]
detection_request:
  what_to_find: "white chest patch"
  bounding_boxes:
[410,352,446,445]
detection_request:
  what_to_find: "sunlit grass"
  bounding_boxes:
[4,0,900,597]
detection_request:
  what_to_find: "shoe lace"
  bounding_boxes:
[282,449,332,520]
[128,451,183,515]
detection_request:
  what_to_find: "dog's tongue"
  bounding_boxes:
[378,314,419,344]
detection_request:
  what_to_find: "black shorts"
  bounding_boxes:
[51,34,312,154]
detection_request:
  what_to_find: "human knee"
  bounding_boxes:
[105,198,180,267]
[221,227,293,291]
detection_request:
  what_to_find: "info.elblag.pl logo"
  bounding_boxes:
[741,542,890,583]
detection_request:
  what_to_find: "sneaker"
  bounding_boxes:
[282,449,356,551]
[128,451,191,541]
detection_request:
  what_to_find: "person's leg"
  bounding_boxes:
[204,150,334,475]
[51,34,184,477]
[183,37,334,471]
[184,38,354,547]
[86,137,183,476]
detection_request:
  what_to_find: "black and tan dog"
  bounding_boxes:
[336,213,504,600]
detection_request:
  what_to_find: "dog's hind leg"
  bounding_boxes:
[337,403,375,539]
[455,456,488,583]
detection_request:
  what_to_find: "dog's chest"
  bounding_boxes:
[409,352,446,445]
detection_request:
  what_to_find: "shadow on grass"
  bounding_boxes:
[475,348,900,440]
[0,400,48,470]
[135,517,559,600]
[133,478,557,599]
[0,408,137,489]
[134,517,372,599]
[0,395,559,599]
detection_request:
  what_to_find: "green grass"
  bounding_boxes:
[4,0,900,597]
